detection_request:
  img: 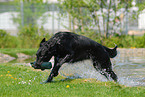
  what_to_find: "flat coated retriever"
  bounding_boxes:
[34,32,118,83]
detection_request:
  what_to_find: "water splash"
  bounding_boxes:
[59,57,145,86]
[59,60,108,82]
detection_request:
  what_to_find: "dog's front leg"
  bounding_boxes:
[45,54,72,83]
[45,65,61,82]
[46,69,57,82]
[44,57,59,83]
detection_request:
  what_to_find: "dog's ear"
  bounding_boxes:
[41,38,46,43]
[40,38,46,47]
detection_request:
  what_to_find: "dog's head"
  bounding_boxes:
[34,38,53,68]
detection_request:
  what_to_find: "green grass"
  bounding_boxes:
[0,63,145,97]
[0,48,38,58]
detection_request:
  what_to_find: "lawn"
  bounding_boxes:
[0,63,145,97]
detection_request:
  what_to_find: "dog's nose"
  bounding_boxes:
[34,62,41,69]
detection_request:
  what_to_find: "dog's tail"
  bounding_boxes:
[103,44,118,58]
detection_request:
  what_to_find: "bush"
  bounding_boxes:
[78,32,145,48]
[134,34,145,48]
[18,25,52,48]
[0,29,144,48]
[0,30,20,48]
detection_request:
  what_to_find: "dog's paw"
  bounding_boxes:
[53,72,59,77]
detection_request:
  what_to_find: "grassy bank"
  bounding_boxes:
[0,63,145,97]
[0,48,37,58]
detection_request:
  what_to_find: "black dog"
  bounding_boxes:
[34,32,118,83]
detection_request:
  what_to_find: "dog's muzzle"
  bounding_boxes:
[33,61,42,69]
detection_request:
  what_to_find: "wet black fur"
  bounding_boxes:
[35,32,118,83]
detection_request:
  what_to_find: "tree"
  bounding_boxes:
[11,0,52,48]
[58,0,145,38]
[12,0,48,29]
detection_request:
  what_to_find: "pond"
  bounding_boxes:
[112,56,145,86]
[2,52,145,87]
[59,55,145,87]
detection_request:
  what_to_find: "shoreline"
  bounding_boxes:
[118,48,145,57]
[0,48,145,63]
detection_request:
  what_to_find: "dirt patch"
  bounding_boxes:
[0,53,15,63]
[17,53,31,59]
[0,53,32,63]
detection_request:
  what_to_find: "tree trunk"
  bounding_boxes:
[79,8,84,32]
[69,13,72,31]
[72,18,75,32]
[100,0,105,37]
[95,12,101,36]
[106,0,111,38]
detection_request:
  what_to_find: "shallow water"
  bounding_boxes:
[59,55,145,87]
[113,56,145,86]
[2,53,145,86]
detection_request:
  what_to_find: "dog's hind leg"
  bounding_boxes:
[93,60,118,82]
[105,69,118,82]
[93,62,109,80]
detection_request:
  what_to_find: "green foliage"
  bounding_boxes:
[18,25,52,48]
[0,30,20,48]
[14,0,44,3]
[12,1,48,29]
[0,29,144,48]
[59,0,145,38]
[134,34,145,48]
[0,29,52,49]
[78,32,145,48]
[101,35,145,48]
